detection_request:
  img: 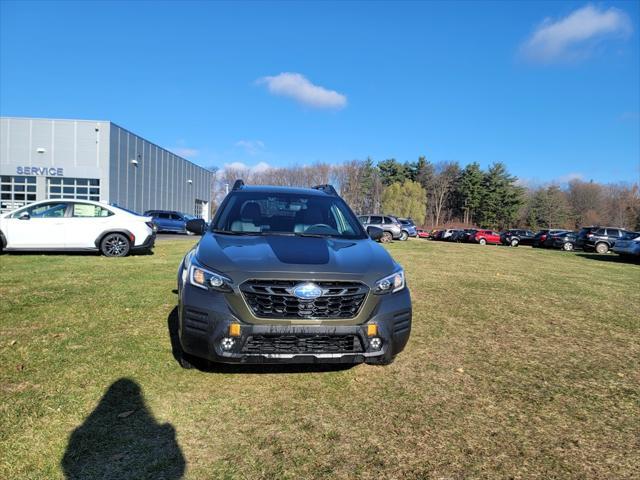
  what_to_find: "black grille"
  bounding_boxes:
[240,280,369,319]
[242,334,363,354]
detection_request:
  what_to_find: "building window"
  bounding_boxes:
[194,199,205,219]
[47,177,100,201]
[0,175,37,213]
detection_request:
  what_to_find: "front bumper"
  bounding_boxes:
[178,284,412,364]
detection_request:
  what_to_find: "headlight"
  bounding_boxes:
[373,269,405,294]
[184,254,232,292]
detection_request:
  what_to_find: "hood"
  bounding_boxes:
[195,233,398,280]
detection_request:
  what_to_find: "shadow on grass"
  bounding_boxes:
[576,253,640,264]
[61,378,185,479]
[167,306,355,374]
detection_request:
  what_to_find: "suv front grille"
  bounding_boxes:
[240,280,369,319]
[242,334,363,354]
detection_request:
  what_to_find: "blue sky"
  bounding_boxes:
[1,0,638,184]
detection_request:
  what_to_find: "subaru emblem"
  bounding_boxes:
[291,282,323,300]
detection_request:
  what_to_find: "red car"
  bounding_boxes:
[470,229,501,245]
[416,229,430,239]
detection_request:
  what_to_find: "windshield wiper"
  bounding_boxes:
[212,229,263,236]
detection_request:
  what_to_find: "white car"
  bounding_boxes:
[0,200,156,257]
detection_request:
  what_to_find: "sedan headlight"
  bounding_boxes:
[373,269,405,294]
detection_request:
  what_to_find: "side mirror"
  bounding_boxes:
[186,218,206,235]
[18,212,30,220]
[368,226,384,241]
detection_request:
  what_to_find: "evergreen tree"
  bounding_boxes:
[378,158,408,186]
[456,162,483,225]
[478,163,524,229]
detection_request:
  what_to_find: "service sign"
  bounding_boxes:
[16,166,64,176]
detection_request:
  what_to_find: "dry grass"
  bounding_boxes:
[1,239,639,479]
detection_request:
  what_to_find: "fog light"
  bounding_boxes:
[229,323,241,337]
[221,337,235,351]
[209,276,224,288]
[370,337,382,350]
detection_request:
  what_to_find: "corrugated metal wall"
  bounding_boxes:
[108,123,214,218]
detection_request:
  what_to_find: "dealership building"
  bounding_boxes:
[0,117,215,220]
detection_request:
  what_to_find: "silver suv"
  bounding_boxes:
[358,215,405,242]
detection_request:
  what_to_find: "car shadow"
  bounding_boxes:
[60,378,185,479]
[166,306,355,374]
[6,249,153,257]
[576,253,640,264]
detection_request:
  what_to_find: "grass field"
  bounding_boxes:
[1,239,639,479]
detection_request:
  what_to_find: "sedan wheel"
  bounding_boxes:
[479,238,487,245]
[595,242,609,254]
[101,233,131,257]
[399,231,409,241]
[380,232,393,243]
[510,239,519,247]
[563,242,574,252]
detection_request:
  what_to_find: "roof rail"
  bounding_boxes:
[232,179,245,191]
[312,184,338,196]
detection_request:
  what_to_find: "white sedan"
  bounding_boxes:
[0,200,156,257]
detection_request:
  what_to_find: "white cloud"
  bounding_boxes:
[555,172,585,183]
[520,4,632,63]
[256,72,347,109]
[172,147,199,158]
[223,161,271,173]
[235,140,265,155]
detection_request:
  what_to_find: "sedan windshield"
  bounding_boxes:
[212,191,367,239]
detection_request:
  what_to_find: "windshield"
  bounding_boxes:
[212,191,368,239]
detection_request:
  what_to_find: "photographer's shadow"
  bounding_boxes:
[61,378,185,479]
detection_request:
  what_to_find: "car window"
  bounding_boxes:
[72,203,113,217]
[14,202,68,218]
[606,229,620,237]
[595,228,606,235]
[357,216,368,223]
[383,217,394,224]
[370,216,382,224]
[158,212,171,219]
[213,191,367,239]
[171,213,183,220]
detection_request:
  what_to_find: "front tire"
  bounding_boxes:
[562,242,574,252]
[595,242,609,254]
[399,231,409,241]
[510,239,519,247]
[100,233,131,257]
[479,238,487,245]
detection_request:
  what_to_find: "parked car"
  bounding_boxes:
[441,229,456,240]
[576,226,632,254]
[544,231,578,251]
[501,229,535,247]
[398,218,418,238]
[144,210,200,234]
[469,229,501,245]
[416,229,429,239]
[358,214,405,242]
[431,229,445,240]
[448,229,466,242]
[612,232,640,258]
[460,229,477,243]
[0,199,155,256]
[532,229,567,247]
[176,181,411,367]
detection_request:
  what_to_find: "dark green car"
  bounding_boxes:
[176,181,411,367]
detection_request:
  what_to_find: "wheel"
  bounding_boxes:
[479,238,487,245]
[562,242,574,252]
[178,352,196,369]
[595,242,609,254]
[380,232,393,243]
[510,239,519,247]
[399,231,409,241]
[100,233,131,257]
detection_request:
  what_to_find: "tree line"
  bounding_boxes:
[212,158,640,231]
